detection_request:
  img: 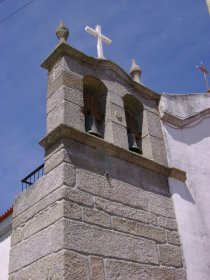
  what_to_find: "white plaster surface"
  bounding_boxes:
[160,94,210,280]
[0,235,11,280]
[160,93,210,120]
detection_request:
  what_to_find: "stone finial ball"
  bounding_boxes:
[56,21,69,42]
[129,59,142,76]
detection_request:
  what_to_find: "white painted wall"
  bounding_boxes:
[161,95,210,280]
[0,235,11,280]
[0,214,12,280]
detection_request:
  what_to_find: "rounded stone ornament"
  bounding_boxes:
[130,59,142,83]
[56,21,69,43]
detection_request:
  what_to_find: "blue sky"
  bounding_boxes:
[0,0,209,213]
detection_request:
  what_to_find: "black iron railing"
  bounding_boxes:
[21,164,44,191]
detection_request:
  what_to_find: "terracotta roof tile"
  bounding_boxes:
[0,207,13,222]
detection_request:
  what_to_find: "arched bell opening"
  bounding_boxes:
[83,76,107,138]
[123,94,144,154]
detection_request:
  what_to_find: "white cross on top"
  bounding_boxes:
[85,25,112,59]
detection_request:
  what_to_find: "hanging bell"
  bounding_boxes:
[85,114,102,138]
[128,133,142,154]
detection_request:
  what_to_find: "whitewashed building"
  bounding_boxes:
[0,208,12,280]
[160,93,210,280]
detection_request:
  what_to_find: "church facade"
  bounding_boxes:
[0,23,209,280]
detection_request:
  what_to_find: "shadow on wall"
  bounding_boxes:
[164,116,210,146]
[169,178,195,205]
[163,117,210,204]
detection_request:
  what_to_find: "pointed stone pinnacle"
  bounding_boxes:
[129,59,142,83]
[56,20,69,43]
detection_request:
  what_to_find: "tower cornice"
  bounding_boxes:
[39,124,186,182]
[41,42,160,101]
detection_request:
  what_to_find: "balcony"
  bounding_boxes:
[21,164,44,191]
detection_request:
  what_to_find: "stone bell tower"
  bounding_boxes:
[9,23,187,279]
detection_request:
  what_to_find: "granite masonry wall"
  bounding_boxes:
[45,52,168,166]
[9,138,186,279]
[9,43,186,279]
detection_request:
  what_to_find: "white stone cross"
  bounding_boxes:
[85,25,112,59]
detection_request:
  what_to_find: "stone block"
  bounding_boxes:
[13,200,81,243]
[63,187,94,207]
[95,197,157,225]
[9,219,64,273]
[111,122,128,149]
[62,70,83,92]
[85,146,107,164]
[76,168,105,190]
[101,78,116,93]
[13,186,66,229]
[90,256,105,280]
[109,157,142,187]
[114,82,133,98]
[77,169,148,211]
[158,216,177,230]
[83,208,111,228]
[47,86,64,114]
[63,85,84,107]
[64,138,87,154]
[142,134,168,166]
[110,103,126,127]
[44,139,64,161]
[47,100,85,133]
[62,162,76,187]
[48,70,83,98]
[141,134,153,160]
[47,85,84,114]
[73,154,106,177]
[112,216,166,243]
[142,110,163,139]
[141,168,169,196]
[167,231,180,246]
[159,244,183,267]
[104,96,112,123]
[47,102,64,133]
[44,148,70,174]
[104,121,114,143]
[63,101,85,131]
[13,163,76,218]
[149,135,168,166]
[9,250,90,280]
[47,71,64,97]
[9,250,65,280]
[13,185,93,230]
[63,55,87,74]
[149,193,175,219]
[148,173,166,194]
[63,200,82,220]
[104,121,128,149]
[12,200,64,246]
[109,92,124,107]
[64,219,158,264]
[63,250,89,280]
[52,57,65,79]
[11,227,23,247]
[105,259,187,280]
[144,103,159,115]
[54,138,86,168]
[139,95,159,115]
